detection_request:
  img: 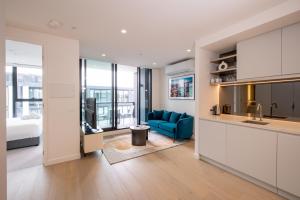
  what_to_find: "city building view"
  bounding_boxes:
[82,60,138,129]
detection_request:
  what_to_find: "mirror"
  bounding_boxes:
[219,81,300,121]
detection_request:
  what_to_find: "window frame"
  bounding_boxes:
[11,66,43,117]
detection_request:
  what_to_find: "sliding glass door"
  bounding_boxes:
[116,65,138,129]
[80,59,151,130]
[138,68,152,125]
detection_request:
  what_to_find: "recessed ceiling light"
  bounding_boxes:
[101,53,106,57]
[186,49,192,53]
[71,26,77,30]
[121,29,127,34]
[152,62,157,66]
[47,19,63,29]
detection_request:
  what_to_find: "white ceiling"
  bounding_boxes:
[6,40,42,66]
[5,0,287,68]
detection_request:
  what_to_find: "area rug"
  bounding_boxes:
[103,131,186,164]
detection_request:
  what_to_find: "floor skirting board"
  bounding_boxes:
[199,155,300,200]
[44,153,81,166]
[278,189,300,200]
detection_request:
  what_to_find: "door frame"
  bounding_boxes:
[5,38,46,165]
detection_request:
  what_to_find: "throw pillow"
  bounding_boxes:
[153,110,163,120]
[162,111,171,121]
[179,112,187,120]
[169,112,181,123]
[21,113,41,120]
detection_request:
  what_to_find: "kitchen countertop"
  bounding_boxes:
[200,114,300,136]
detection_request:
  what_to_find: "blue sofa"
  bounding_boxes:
[147,110,194,141]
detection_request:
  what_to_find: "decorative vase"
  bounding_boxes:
[218,61,228,71]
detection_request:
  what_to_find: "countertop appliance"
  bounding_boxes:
[222,104,231,114]
[210,105,221,115]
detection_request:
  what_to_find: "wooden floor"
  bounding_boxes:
[7,141,284,200]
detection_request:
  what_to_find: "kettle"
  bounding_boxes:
[210,104,221,115]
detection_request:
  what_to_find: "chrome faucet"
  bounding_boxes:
[270,102,278,118]
[257,103,263,121]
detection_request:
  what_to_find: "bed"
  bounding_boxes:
[6,118,42,150]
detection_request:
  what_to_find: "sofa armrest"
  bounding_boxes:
[148,112,154,120]
[176,117,194,139]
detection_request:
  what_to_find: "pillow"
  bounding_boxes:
[153,110,163,120]
[179,112,187,120]
[169,112,181,123]
[162,111,171,121]
[21,113,41,120]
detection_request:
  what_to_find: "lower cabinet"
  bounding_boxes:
[199,120,226,165]
[226,125,277,186]
[198,119,300,198]
[277,134,300,197]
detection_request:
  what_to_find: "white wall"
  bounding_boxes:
[0,0,7,198]
[159,66,195,116]
[194,47,218,156]
[6,27,80,166]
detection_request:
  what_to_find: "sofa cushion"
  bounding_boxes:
[148,120,166,128]
[159,122,177,133]
[179,112,187,120]
[153,110,163,120]
[169,112,181,123]
[162,111,171,121]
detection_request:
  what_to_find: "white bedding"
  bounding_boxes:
[6,118,42,141]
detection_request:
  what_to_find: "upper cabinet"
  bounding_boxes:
[237,29,282,80]
[282,22,300,75]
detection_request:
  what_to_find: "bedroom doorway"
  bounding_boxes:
[5,40,44,172]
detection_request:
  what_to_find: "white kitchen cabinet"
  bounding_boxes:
[227,125,277,186]
[282,22,300,75]
[277,133,300,197]
[237,29,282,80]
[199,120,226,165]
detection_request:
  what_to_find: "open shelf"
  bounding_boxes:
[210,54,237,64]
[210,67,237,75]
[209,50,237,86]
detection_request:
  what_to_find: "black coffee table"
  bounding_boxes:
[130,125,150,146]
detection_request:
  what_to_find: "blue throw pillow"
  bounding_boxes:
[169,112,181,123]
[162,111,171,121]
[153,110,163,120]
[179,112,187,120]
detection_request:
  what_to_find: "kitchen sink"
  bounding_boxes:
[242,120,269,125]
